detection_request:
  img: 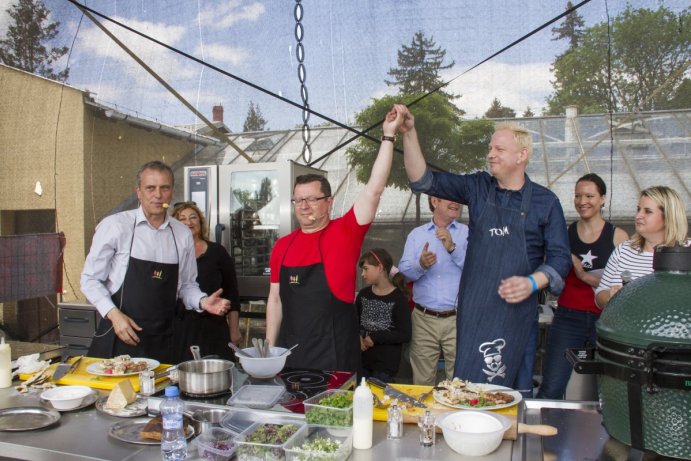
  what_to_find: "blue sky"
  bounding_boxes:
[1,0,687,131]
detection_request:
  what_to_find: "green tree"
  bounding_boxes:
[484,98,516,119]
[551,1,585,49]
[346,93,488,223]
[242,101,268,132]
[522,107,535,118]
[547,6,690,114]
[661,78,691,110]
[385,30,459,104]
[0,0,69,81]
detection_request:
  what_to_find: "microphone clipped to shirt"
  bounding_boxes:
[621,270,632,286]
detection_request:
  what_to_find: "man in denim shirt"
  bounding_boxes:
[393,104,571,392]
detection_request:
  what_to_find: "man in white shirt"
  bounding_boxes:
[81,161,230,363]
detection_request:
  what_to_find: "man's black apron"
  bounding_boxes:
[277,230,360,372]
[88,223,179,364]
[453,180,537,386]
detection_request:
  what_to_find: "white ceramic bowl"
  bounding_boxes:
[437,410,511,457]
[41,385,92,410]
[238,347,289,379]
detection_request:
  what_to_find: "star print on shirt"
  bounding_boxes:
[580,250,597,269]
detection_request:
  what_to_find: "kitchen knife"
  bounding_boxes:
[367,377,426,408]
[51,356,82,381]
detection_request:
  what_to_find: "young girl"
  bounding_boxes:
[356,248,412,383]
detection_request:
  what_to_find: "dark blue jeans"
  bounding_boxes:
[536,307,599,399]
[514,318,538,398]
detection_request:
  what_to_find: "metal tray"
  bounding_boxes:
[0,406,61,431]
[40,390,99,412]
[108,417,194,445]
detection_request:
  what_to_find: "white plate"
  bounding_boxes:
[40,390,98,412]
[86,358,160,377]
[95,396,148,418]
[433,383,522,411]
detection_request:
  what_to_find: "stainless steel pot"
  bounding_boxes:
[190,408,230,434]
[176,358,234,397]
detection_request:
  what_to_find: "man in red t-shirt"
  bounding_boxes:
[266,107,405,372]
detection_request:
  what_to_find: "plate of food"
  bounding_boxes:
[86,355,159,377]
[109,416,195,445]
[433,378,522,411]
[96,396,148,418]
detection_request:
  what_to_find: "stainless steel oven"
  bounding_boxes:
[183,161,326,300]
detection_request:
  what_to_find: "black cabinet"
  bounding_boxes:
[58,303,100,356]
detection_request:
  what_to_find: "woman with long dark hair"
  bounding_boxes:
[537,174,628,399]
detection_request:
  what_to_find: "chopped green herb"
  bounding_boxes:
[305,392,353,427]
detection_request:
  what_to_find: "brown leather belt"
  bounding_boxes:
[414,303,456,318]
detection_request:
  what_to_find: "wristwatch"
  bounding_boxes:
[447,243,456,254]
[381,135,396,143]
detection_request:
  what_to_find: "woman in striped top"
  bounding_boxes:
[595,186,688,309]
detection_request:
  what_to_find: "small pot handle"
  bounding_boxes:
[190,345,201,360]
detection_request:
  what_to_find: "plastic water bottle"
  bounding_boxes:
[160,386,187,460]
[352,377,373,449]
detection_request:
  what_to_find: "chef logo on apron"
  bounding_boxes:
[152,269,164,280]
[289,274,300,285]
[479,338,507,382]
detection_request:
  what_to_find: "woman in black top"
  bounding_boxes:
[172,202,241,362]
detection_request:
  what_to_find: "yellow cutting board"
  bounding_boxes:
[19,357,171,392]
[369,383,518,423]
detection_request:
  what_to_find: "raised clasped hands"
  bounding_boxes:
[390,104,414,134]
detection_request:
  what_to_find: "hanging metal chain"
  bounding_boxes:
[294,0,311,163]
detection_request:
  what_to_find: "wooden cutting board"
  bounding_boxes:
[19,357,171,392]
[368,383,555,441]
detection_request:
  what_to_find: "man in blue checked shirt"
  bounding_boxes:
[399,196,469,386]
[394,104,571,395]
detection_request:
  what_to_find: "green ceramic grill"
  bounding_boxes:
[570,244,691,459]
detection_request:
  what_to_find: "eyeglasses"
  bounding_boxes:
[291,196,330,206]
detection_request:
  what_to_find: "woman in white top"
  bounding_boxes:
[595,186,688,309]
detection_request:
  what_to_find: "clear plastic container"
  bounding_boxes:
[303,389,353,428]
[193,427,239,461]
[284,425,353,461]
[227,385,285,410]
[235,419,305,461]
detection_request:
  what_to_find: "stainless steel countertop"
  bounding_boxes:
[0,386,520,461]
[0,382,620,461]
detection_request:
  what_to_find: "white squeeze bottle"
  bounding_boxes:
[353,377,373,449]
[0,337,11,388]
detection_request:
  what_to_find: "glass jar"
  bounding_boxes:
[418,410,436,446]
[387,402,403,439]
